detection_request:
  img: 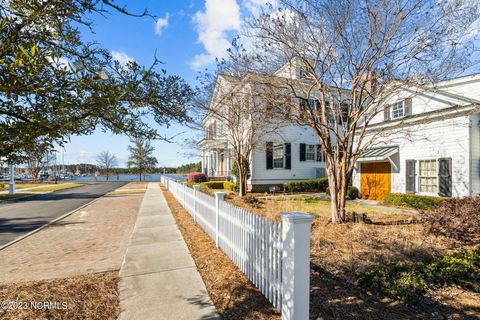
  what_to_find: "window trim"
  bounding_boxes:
[418,159,438,195]
[391,101,405,119]
[272,143,285,169]
[305,144,315,161]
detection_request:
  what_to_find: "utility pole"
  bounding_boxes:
[8,164,15,195]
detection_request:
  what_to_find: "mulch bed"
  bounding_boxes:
[162,187,281,320]
[0,271,119,320]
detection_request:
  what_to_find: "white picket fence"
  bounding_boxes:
[161,176,313,320]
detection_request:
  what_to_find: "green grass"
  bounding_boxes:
[26,183,85,192]
[0,193,30,200]
[0,183,85,201]
[260,196,412,220]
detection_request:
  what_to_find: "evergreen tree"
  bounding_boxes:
[127,137,158,181]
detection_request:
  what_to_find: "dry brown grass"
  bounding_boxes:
[0,272,119,320]
[162,186,280,320]
[223,192,480,318]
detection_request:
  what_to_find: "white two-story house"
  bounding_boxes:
[200,61,480,197]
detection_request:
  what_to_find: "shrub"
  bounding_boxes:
[383,193,445,210]
[358,264,427,304]
[224,181,237,191]
[347,186,359,199]
[357,248,480,304]
[284,178,328,192]
[187,172,206,183]
[201,181,225,189]
[243,194,261,208]
[424,248,480,289]
[324,186,359,200]
[421,195,480,243]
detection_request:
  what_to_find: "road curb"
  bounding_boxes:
[0,194,104,252]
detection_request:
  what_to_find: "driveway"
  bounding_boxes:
[0,182,127,247]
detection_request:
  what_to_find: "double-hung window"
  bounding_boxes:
[419,160,437,193]
[273,143,284,169]
[391,101,404,119]
[306,144,315,161]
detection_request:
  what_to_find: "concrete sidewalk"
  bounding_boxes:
[118,183,219,320]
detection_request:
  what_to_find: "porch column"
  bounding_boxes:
[209,152,214,176]
[225,149,230,176]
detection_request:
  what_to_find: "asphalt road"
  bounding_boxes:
[0,182,127,247]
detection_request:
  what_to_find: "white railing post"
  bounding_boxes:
[193,185,200,222]
[281,212,314,320]
[165,177,169,190]
[181,182,186,207]
[214,192,225,247]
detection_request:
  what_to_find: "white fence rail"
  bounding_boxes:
[161,176,313,320]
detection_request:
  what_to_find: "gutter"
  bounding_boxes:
[365,104,480,133]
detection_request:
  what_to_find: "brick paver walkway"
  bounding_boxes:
[0,183,144,284]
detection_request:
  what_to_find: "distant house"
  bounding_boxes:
[200,61,480,198]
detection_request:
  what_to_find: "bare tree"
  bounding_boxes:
[194,67,288,196]
[26,149,54,182]
[237,0,480,222]
[96,151,118,181]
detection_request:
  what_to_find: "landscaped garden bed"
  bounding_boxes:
[0,272,120,320]
[170,184,480,319]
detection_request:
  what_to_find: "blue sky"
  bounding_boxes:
[63,0,269,167]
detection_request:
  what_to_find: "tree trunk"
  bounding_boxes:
[238,168,248,196]
[326,159,348,223]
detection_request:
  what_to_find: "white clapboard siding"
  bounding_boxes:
[161,177,283,310]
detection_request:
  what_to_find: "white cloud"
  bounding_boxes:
[189,53,216,71]
[243,0,277,16]
[190,0,242,70]
[155,13,170,36]
[111,50,134,66]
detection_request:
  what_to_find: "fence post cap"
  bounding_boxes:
[193,185,200,190]
[280,212,314,224]
[214,191,225,199]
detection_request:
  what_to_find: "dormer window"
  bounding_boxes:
[384,98,412,121]
[391,101,405,119]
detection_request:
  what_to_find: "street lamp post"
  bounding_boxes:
[8,164,15,195]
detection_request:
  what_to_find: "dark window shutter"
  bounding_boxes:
[316,144,322,162]
[266,142,273,170]
[299,143,306,162]
[405,160,416,194]
[384,104,391,121]
[438,158,452,197]
[285,143,291,169]
[404,98,412,116]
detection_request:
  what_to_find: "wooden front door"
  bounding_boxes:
[361,162,391,200]
[220,154,224,176]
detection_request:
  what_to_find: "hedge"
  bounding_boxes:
[284,178,329,192]
[325,186,359,200]
[383,193,446,210]
[201,181,237,191]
